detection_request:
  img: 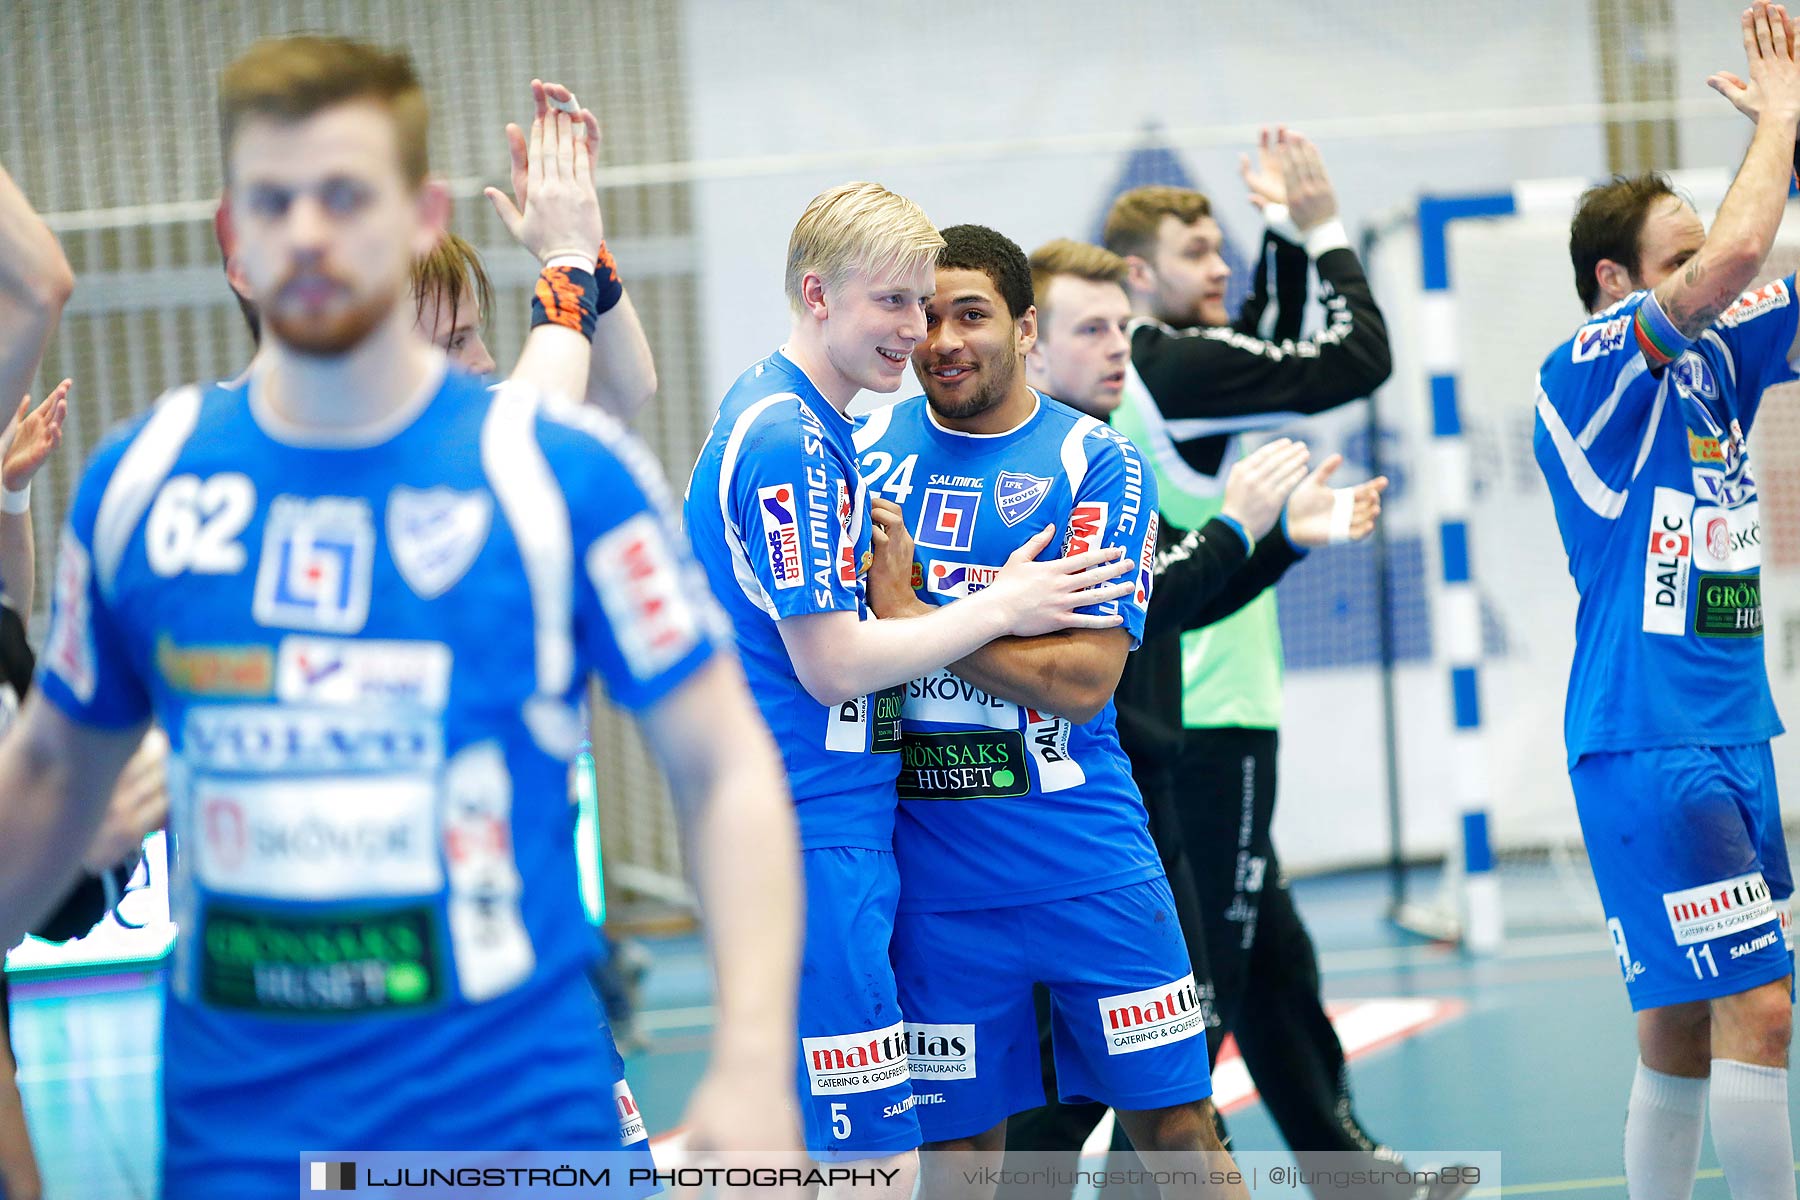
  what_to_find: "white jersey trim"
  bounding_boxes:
[853,401,895,453]
[247,353,446,449]
[1575,354,1648,451]
[1061,414,1103,498]
[1700,329,1737,390]
[536,393,732,645]
[1630,374,1671,484]
[93,385,203,598]
[773,346,857,429]
[480,385,576,703]
[1535,376,1628,520]
[924,391,1042,440]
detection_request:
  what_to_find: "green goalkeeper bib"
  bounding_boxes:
[1111,363,1284,730]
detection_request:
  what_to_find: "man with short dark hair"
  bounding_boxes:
[1566,174,1692,313]
[1535,7,1800,1197]
[859,223,1257,1200]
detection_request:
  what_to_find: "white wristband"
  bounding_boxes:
[1262,203,1303,246]
[1305,218,1352,259]
[544,252,599,274]
[1328,488,1355,544]
[2,482,29,515]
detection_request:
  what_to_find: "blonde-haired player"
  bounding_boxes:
[684,182,1139,1189]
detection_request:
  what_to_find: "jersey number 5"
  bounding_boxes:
[146,473,255,577]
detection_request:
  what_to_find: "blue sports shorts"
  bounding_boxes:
[889,876,1211,1142]
[1573,742,1793,1011]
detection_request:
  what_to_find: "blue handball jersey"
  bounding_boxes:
[685,350,900,851]
[35,365,723,1182]
[1534,277,1799,764]
[854,391,1164,912]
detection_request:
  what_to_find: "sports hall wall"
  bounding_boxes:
[0,0,1777,889]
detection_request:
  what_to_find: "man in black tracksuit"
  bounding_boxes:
[1099,132,1453,1200]
[997,216,1399,1199]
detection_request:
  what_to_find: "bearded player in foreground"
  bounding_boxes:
[0,34,802,1197]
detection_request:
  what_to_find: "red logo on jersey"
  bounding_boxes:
[1063,503,1109,557]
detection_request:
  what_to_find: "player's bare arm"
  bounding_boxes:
[583,264,659,422]
[491,82,658,419]
[487,80,606,403]
[534,87,659,422]
[1706,3,1800,366]
[0,164,73,416]
[0,378,69,618]
[0,697,146,949]
[944,628,1132,725]
[778,526,1134,707]
[1654,2,1800,339]
[80,727,169,876]
[640,653,803,1161]
[864,497,1129,721]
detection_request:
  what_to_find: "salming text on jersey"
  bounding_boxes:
[684,349,902,851]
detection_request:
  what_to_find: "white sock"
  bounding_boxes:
[1625,1060,1708,1200]
[1710,1059,1796,1200]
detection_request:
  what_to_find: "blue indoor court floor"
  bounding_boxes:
[11,867,1798,1199]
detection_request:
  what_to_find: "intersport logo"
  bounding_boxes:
[758,484,803,590]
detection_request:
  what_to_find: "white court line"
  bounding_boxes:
[1320,930,1610,974]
